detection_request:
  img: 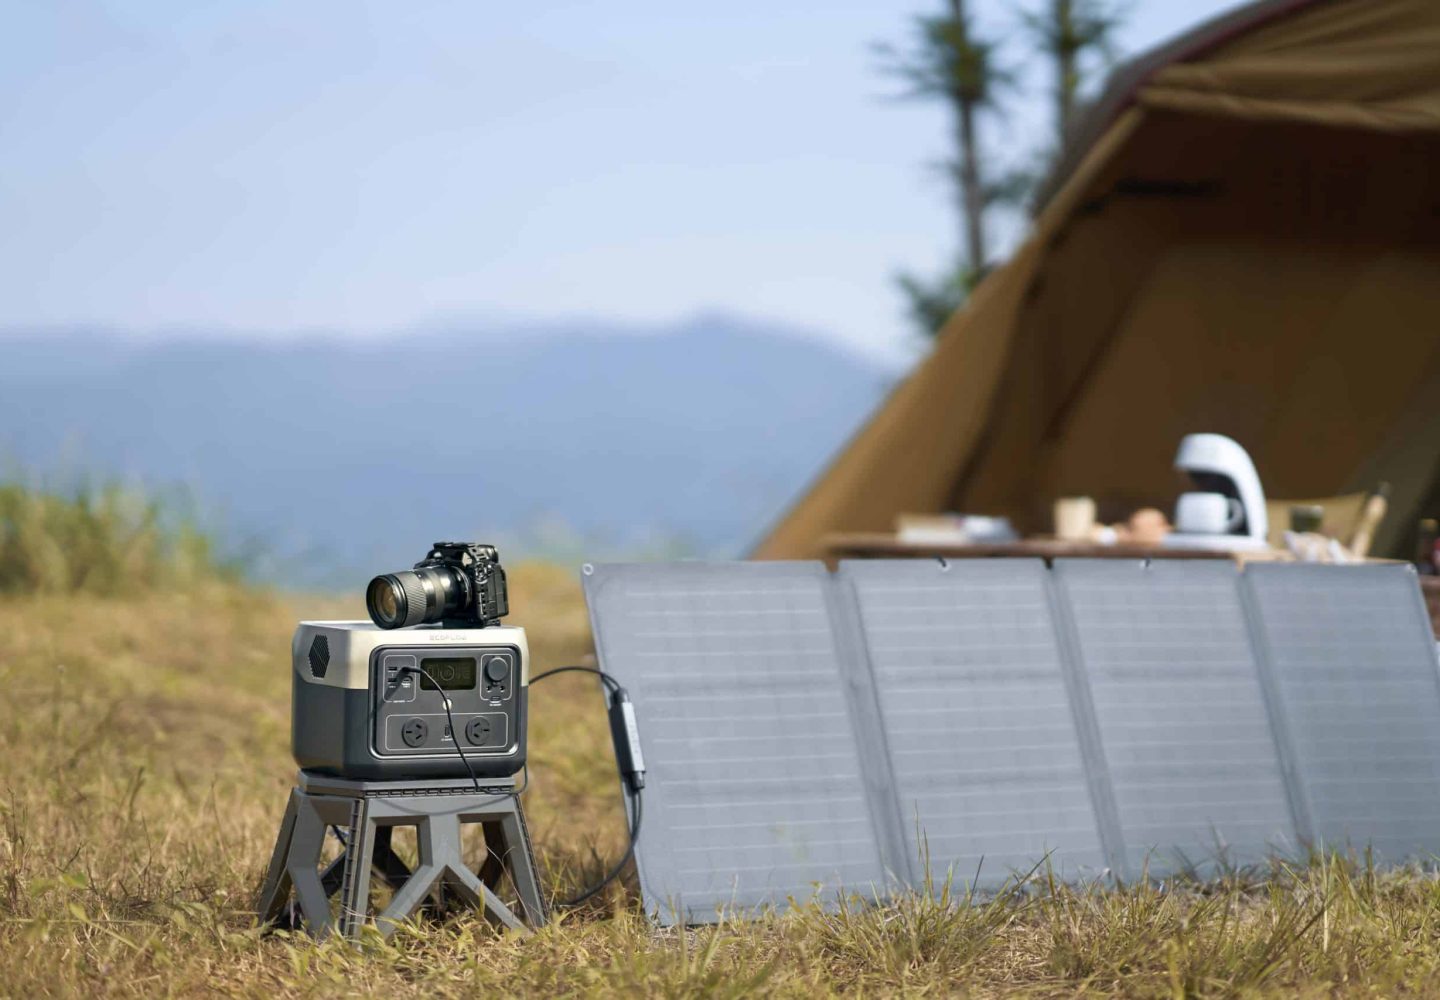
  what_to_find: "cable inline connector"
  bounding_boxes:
[607,686,646,793]
[529,663,645,906]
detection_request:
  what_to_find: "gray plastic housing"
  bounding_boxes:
[291,621,529,780]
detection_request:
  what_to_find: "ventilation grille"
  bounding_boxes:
[308,635,330,678]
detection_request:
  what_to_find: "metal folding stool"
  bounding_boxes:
[257,772,546,940]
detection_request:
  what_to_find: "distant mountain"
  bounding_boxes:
[0,316,899,587]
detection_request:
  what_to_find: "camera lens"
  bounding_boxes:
[366,575,412,629]
[366,564,468,629]
[370,578,399,619]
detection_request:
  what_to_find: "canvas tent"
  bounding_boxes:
[755,0,1440,561]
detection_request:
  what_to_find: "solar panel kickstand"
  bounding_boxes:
[1236,568,1316,849]
[256,771,546,941]
[825,572,919,891]
[1041,565,1129,882]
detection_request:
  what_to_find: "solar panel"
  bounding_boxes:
[1243,563,1440,862]
[1052,560,1297,877]
[583,558,1440,924]
[839,559,1108,887]
[582,562,893,924]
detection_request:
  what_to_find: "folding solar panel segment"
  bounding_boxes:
[1052,560,1297,878]
[582,561,888,924]
[839,559,1109,887]
[1243,563,1440,862]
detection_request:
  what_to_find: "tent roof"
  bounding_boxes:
[1035,0,1323,210]
[754,0,1440,563]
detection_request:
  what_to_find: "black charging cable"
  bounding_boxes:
[400,663,485,795]
[529,664,646,907]
[330,662,643,908]
[330,666,519,846]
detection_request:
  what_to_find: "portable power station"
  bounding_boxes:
[291,620,529,781]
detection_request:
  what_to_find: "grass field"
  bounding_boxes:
[5,564,1440,996]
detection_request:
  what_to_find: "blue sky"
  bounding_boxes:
[2,1,1245,363]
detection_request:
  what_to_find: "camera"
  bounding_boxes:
[292,543,526,780]
[366,542,509,630]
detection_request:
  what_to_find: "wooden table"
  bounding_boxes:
[825,532,1440,638]
[823,532,1232,564]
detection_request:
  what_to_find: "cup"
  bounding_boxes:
[1174,491,1244,535]
[1054,496,1097,541]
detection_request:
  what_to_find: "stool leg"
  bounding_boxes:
[442,853,525,932]
[256,790,300,927]
[287,796,335,938]
[426,813,525,931]
[265,783,544,938]
[338,798,377,941]
[426,813,466,917]
[497,805,547,926]
[374,862,441,938]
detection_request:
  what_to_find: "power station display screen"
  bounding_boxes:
[418,657,476,690]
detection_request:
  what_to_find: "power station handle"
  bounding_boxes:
[608,688,646,793]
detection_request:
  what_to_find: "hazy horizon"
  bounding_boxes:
[0,305,908,369]
[0,312,897,581]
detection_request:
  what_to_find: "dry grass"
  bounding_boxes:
[4,567,1440,997]
[0,482,238,594]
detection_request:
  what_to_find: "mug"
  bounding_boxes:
[1054,496,1097,541]
[1175,491,1244,535]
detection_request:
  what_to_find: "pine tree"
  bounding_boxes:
[1023,0,1122,146]
[880,0,1009,337]
[881,1,1123,339]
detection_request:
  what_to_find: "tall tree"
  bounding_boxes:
[943,0,993,274]
[1023,0,1122,146]
[880,0,1009,337]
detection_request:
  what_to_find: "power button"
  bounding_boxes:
[484,657,508,683]
[482,654,511,699]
